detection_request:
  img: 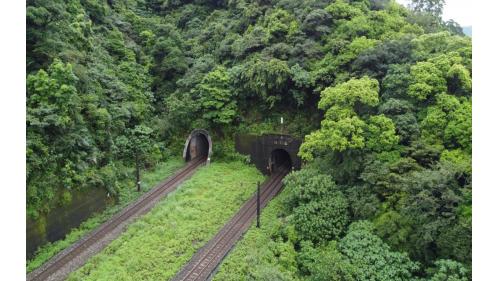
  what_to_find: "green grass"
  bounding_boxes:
[67,161,265,281]
[26,158,184,273]
[213,186,300,281]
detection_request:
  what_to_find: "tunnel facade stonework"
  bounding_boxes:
[235,134,301,174]
[183,129,212,163]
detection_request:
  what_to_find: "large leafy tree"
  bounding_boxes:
[233,57,291,108]
[298,221,419,281]
[338,221,420,280]
[27,59,93,217]
[195,66,237,126]
[284,169,349,243]
[427,259,469,281]
[115,125,159,192]
[409,0,445,16]
[299,77,398,161]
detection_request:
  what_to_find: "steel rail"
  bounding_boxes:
[172,167,288,281]
[27,157,206,281]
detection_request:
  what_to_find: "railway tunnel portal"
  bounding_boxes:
[183,129,212,163]
[235,133,301,174]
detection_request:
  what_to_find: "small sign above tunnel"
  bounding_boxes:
[235,134,301,174]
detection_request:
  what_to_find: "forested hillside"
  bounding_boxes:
[27,0,471,279]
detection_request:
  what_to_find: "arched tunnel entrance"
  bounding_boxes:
[183,129,212,163]
[235,133,301,175]
[268,149,292,174]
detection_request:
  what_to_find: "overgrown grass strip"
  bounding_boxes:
[212,185,296,281]
[68,161,265,281]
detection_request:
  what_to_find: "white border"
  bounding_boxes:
[0,0,497,280]
[0,1,27,280]
[473,1,500,280]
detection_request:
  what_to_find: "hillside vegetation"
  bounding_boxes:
[27,0,471,279]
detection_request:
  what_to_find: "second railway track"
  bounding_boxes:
[27,157,206,281]
[172,167,289,281]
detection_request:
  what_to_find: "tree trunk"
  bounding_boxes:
[136,154,141,192]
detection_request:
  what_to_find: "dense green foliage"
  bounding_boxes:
[67,161,264,280]
[27,0,468,215]
[215,165,470,280]
[27,0,471,278]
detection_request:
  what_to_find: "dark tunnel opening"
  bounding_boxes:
[186,133,209,161]
[269,149,292,174]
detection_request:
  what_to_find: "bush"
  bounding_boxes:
[427,259,469,281]
[284,168,349,243]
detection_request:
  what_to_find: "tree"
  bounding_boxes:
[298,240,357,281]
[115,125,158,191]
[262,9,299,42]
[379,99,419,144]
[233,57,291,108]
[27,59,89,217]
[408,61,447,100]
[195,66,237,126]
[427,259,469,281]
[421,94,471,152]
[301,9,332,38]
[284,169,349,243]
[401,164,467,264]
[325,0,362,21]
[292,190,349,243]
[409,0,445,17]
[231,26,270,57]
[352,37,414,80]
[381,64,412,100]
[299,77,398,161]
[339,221,420,280]
[299,221,420,281]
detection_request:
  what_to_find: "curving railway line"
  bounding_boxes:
[172,166,289,281]
[27,157,206,281]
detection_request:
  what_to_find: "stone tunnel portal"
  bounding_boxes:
[183,129,212,163]
[235,133,301,175]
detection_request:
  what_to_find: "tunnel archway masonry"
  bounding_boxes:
[183,129,213,163]
[235,133,301,174]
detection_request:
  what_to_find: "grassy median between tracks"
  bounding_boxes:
[26,158,184,273]
[67,161,265,281]
[212,184,296,281]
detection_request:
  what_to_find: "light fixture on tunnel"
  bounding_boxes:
[280,116,284,134]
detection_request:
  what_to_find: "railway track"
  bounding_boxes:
[172,167,289,281]
[27,157,206,281]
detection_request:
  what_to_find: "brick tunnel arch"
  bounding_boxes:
[183,129,212,163]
